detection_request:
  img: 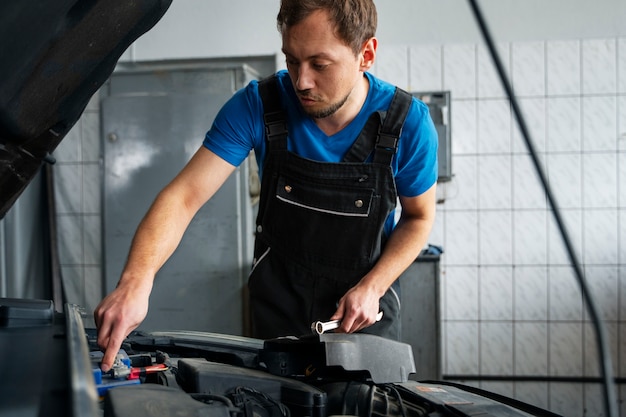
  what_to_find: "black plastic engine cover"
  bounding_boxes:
[177,358,327,417]
[260,333,417,383]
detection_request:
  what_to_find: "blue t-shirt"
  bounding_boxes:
[203,70,438,233]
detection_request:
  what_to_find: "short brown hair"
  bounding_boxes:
[277,0,377,55]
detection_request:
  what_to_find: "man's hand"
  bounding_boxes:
[93,280,151,372]
[330,282,383,333]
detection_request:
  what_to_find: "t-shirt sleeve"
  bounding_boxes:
[202,81,263,167]
[394,99,439,197]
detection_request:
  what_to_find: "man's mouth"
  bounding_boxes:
[297,92,319,104]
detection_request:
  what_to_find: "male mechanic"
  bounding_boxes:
[94,0,438,372]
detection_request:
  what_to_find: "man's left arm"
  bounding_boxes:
[331,183,437,333]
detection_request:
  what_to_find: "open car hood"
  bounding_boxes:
[0,0,172,218]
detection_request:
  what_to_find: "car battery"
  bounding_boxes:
[91,350,141,397]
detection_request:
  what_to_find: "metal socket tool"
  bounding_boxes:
[311,311,383,335]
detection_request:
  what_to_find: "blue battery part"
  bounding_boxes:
[92,366,102,385]
[94,377,141,397]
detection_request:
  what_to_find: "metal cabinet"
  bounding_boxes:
[399,255,441,381]
[102,63,259,335]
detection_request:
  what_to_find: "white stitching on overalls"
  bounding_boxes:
[389,285,401,310]
[249,246,271,276]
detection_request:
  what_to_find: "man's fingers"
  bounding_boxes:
[338,310,383,333]
[338,308,368,333]
[96,313,128,372]
[100,351,115,373]
[100,331,126,372]
[329,301,344,322]
[96,319,110,350]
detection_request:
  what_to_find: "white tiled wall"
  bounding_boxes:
[373,38,625,417]
[54,36,626,417]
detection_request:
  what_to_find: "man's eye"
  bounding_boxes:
[313,63,329,71]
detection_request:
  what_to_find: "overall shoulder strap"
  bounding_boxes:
[342,87,413,165]
[341,111,382,163]
[258,75,288,151]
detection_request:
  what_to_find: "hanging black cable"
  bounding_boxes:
[465,1,618,417]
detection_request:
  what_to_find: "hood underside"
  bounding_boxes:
[0,0,172,219]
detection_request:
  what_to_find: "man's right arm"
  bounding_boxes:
[93,146,237,372]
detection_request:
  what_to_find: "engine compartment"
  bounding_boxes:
[0,299,558,417]
[86,329,554,417]
[88,329,428,417]
[93,344,431,417]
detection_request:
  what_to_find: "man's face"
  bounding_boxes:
[281,9,370,120]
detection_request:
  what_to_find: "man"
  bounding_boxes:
[94,0,438,373]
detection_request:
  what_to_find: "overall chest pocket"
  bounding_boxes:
[276,175,374,217]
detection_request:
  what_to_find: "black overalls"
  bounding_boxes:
[248,75,412,340]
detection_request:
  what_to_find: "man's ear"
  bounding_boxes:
[360,37,377,71]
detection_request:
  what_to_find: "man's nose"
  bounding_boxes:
[296,66,315,91]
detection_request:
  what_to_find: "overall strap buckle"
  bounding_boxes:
[372,88,412,165]
[259,75,288,151]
